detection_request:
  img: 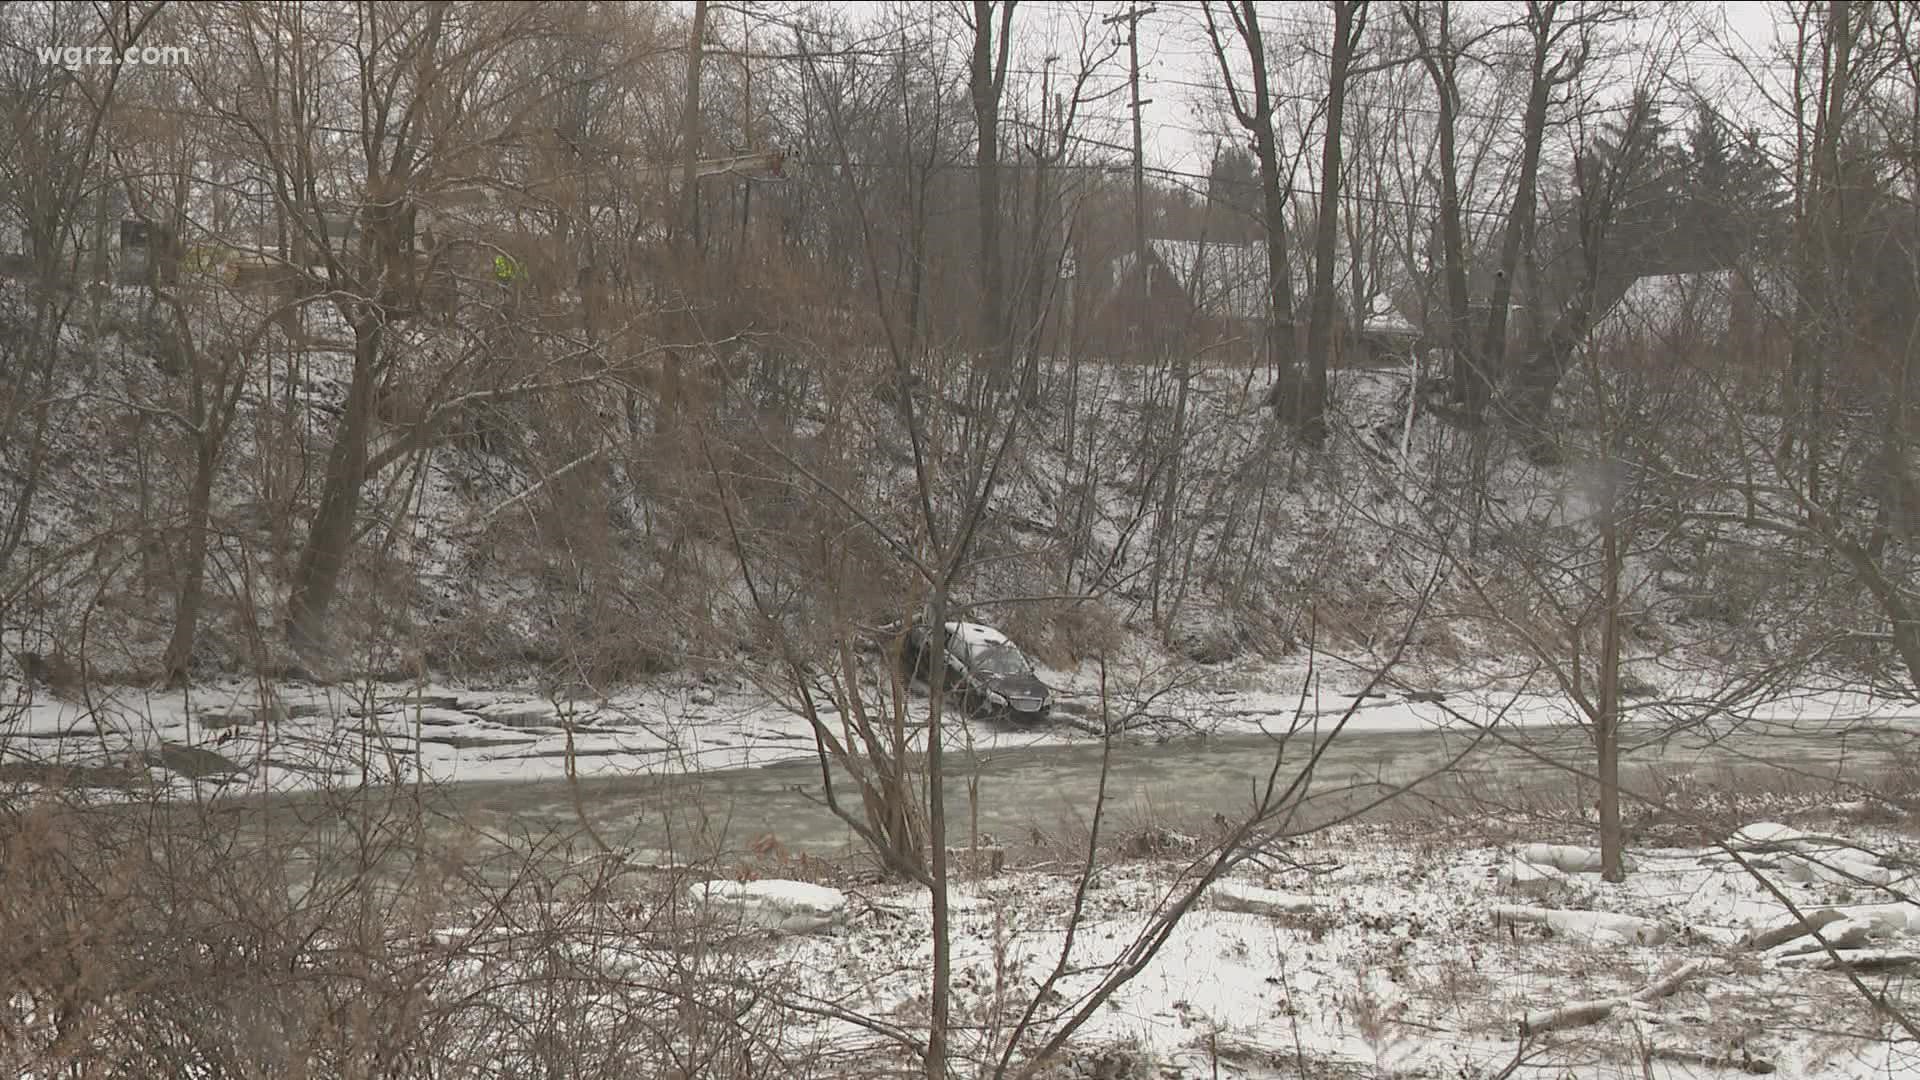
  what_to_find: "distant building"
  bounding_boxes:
[1589,269,1791,367]
[1096,238,1422,365]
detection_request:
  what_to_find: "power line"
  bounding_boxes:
[774,152,1528,221]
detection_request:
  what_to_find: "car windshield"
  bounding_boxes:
[971,645,1030,676]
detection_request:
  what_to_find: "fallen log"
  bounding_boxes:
[1651,1047,1776,1075]
[1742,908,1847,952]
[1517,959,1711,1037]
[1774,948,1920,971]
[1210,881,1319,918]
[1493,904,1669,945]
[1520,997,1615,1036]
[1633,958,1712,1003]
[1766,917,1872,958]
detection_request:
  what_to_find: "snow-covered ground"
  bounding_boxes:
[408,810,1920,1068]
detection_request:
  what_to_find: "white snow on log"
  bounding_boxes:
[1493,904,1670,946]
[1518,959,1711,1036]
[1778,852,1893,887]
[1775,948,1920,971]
[1501,856,1570,897]
[1767,917,1875,957]
[1517,843,1609,874]
[1720,823,1896,890]
[1742,908,1849,951]
[691,879,848,934]
[1730,822,1808,847]
[1836,903,1920,935]
[1210,881,1319,917]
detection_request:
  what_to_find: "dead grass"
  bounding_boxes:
[0,770,854,1080]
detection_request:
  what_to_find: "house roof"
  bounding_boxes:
[1111,238,1419,334]
[1590,269,1789,343]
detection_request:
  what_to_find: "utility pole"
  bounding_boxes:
[1105,3,1155,330]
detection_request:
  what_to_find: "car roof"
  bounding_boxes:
[944,621,1014,650]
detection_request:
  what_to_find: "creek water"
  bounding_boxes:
[402,716,1915,865]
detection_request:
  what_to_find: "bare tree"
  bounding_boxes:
[1300,0,1368,445]
[0,3,157,589]
[1401,1,1479,413]
[1479,1,1598,422]
[969,0,1017,380]
[1200,1,1299,415]
[194,1,561,662]
[677,0,710,253]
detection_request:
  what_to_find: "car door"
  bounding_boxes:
[945,634,976,698]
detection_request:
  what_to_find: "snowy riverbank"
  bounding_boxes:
[5,664,1920,794]
[418,809,1920,1078]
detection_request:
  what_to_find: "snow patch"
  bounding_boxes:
[691,879,848,934]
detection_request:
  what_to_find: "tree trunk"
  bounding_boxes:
[1508,267,1637,453]
[1152,352,1192,627]
[1302,1,1363,445]
[924,597,952,1080]
[287,319,382,661]
[677,0,708,253]
[1406,4,1472,412]
[1481,3,1560,422]
[1219,3,1296,416]
[1597,457,1626,882]
[161,440,217,687]
[971,1,1012,382]
[1800,0,1852,511]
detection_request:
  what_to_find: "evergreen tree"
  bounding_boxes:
[1204,146,1262,244]
[1678,102,1788,268]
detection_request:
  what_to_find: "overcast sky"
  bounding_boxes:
[724,1,1807,181]
[1115,1,1799,178]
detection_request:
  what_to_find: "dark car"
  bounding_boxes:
[904,621,1053,722]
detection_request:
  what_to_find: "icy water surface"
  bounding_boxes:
[408,717,1915,863]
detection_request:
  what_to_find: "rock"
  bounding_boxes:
[691,879,847,934]
[1210,881,1319,918]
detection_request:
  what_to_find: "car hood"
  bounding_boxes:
[984,672,1052,709]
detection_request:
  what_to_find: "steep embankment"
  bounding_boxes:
[0,281,1874,711]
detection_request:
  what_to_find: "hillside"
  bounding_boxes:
[0,278,1888,722]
